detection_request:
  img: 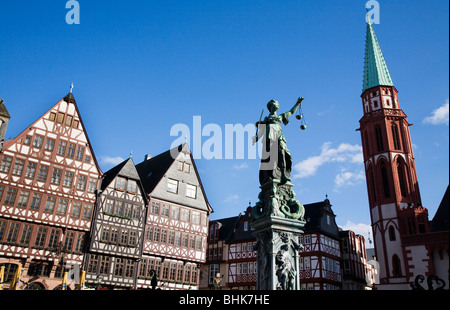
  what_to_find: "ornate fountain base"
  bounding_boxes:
[251,215,305,290]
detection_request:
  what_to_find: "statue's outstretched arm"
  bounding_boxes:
[282,97,304,119]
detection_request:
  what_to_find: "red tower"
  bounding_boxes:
[359,22,431,289]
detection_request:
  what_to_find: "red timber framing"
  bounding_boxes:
[135,144,212,290]
[138,197,208,289]
[0,92,102,290]
[227,241,257,288]
[299,232,342,290]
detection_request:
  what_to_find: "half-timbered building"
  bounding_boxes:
[135,144,213,290]
[299,198,342,290]
[225,207,257,290]
[84,157,147,289]
[0,91,102,290]
[199,216,235,290]
[339,230,373,290]
[199,207,257,290]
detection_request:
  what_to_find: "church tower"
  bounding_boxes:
[359,22,431,289]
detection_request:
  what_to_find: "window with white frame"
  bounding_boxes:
[167,178,178,193]
[186,184,197,198]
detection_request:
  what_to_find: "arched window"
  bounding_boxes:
[364,130,370,158]
[392,255,402,277]
[375,125,384,152]
[380,163,391,198]
[396,158,408,198]
[367,166,376,204]
[391,123,401,150]
[388,226,396,241]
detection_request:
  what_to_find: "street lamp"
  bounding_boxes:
[214,272,223,290]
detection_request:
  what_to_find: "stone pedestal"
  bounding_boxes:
[251,216,305,290]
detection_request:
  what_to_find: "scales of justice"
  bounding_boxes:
[250,97,307,290]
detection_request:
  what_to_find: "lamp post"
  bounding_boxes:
[214,272,223,290]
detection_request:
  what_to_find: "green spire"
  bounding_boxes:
[362,22,394,93]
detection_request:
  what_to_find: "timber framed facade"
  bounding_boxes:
[0,92,102,290]
[84,158,147,289]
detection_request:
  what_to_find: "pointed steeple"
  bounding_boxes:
[362,22,394,93]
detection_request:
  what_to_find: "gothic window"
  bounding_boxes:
[375,125,384,152]
[388,226,396,241]
[396,158,408,198]
[407,216,416,235]
[364,130,370,158]
[369,168,377,203]
[380,163,391,198]
[392,255,402,277]
[418,215,427,234]
[391,123,401,150]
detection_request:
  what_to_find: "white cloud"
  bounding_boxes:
[334,169,365,190]
[293,142,363,179]
[423,99,449,125]
[224,194,240,203]
[339,220,373,248]
[100,155,125,166]
[232,162,248,170]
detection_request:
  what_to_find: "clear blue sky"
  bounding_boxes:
[1,1,448,244]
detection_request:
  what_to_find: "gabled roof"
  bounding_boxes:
[362,22,395,93]
[101,157,141,191]
[303,198,340,238]
[135,145,179,194]
[2,92,102,175]
[211,208,253,243]
[213,216,240,241]
[135,143,213,213]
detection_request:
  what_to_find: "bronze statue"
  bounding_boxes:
[253,97,303,185]
[252,97,305,221]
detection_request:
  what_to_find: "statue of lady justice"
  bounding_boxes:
[251,97,305,221]
[253,97,304,185]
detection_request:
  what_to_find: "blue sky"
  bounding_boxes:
[1,1,448,245]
